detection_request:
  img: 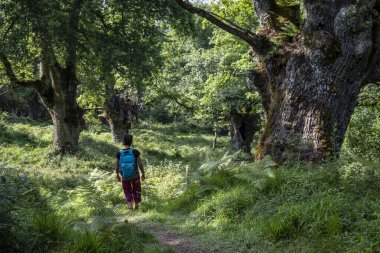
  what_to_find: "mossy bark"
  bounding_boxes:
[255,1,380,163]
[178,0,380,163]
[105,92,133,143]
[36,63,84,154]
[230,109,260,153]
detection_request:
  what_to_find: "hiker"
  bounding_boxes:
[115,134,145,210]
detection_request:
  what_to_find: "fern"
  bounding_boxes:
[198,151,241,177]
[234,155,278,190]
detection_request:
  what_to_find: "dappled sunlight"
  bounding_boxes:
[1,0,379,251]
[1,112,380,252]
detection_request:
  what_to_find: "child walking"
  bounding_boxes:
[115,134,145,210]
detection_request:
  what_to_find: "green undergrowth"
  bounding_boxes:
[1,113,380,252]
[0,114,225,252]
[142,155,380,252]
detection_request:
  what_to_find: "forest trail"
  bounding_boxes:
[118,215,218,253]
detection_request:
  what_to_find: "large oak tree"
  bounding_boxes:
[1,0,85,153]
[0,0,187,152]
[176,0,380,163]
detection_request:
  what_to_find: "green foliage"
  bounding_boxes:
[0,165,36,251]
[29,212,71,252]
[144,1,262,129]
[344,84,380,161]
[71,230,102,253]
[69,220,174,253]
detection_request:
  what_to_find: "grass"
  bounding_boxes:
[1,113,380,252]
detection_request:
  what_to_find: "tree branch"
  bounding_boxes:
[83,107,104,112]
[0,52,41,88]
[66,0,85,69]
[1,19,16,42]
[95,11,116,34]
[170,96,194,112]
[0,51,17,84]
[0,88,13,96]
[159,90,194,112]
[175,0,271,55]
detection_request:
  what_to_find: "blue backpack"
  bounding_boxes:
[119,149,137,180]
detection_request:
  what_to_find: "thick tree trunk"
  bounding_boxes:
[0,0,85,154]
[131,99,140,124]
[108,119,131,142]
[253,0,300,28]
[230,109,260,153]
[255,1,380,163]
[105,92,133,143]
[35,63,84,153]
[178,0,380,163]
[28,92,41,120]
[49,105,83,153]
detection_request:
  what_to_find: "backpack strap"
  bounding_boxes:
[120,149,133,155]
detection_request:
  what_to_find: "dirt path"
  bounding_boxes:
[120,215,219,253]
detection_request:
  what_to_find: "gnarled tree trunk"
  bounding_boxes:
[230,108,260,153]
[105,91,133,143]
[177,0,380,163]
[0,0,85,154]
[255,1,380,163]
[36,63,84,153]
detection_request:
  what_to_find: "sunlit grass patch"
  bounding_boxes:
[2,115,380,252]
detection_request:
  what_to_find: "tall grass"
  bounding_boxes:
[1,113,380,252]
[0,114,192,252]
[152,156,380,252]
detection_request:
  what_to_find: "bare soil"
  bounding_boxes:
[122,215,220,253]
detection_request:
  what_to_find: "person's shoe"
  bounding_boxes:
[134,203,139,210]
[127,202,133,210]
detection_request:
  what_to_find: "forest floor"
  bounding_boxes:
[122,214,211,253]
[1,115,380,252]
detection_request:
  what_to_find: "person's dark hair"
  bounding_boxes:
[123,134,133,146]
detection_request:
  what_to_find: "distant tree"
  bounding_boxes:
[0,0,86,153]
[176,0,380,163]
[150,12,263,152]
[0,86,46,119]
[76,0,176,142]
[0,0,188,152]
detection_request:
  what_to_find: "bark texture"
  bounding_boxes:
[0,0,85,153]
[230,109,260,153]
[256,1,380,163]
[27,92,41,120]
[253,0,301,28]
[105,91,133,143]
[177,0,380,163]
[38,64,84,153]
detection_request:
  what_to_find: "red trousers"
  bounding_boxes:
[121,178,141,203]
